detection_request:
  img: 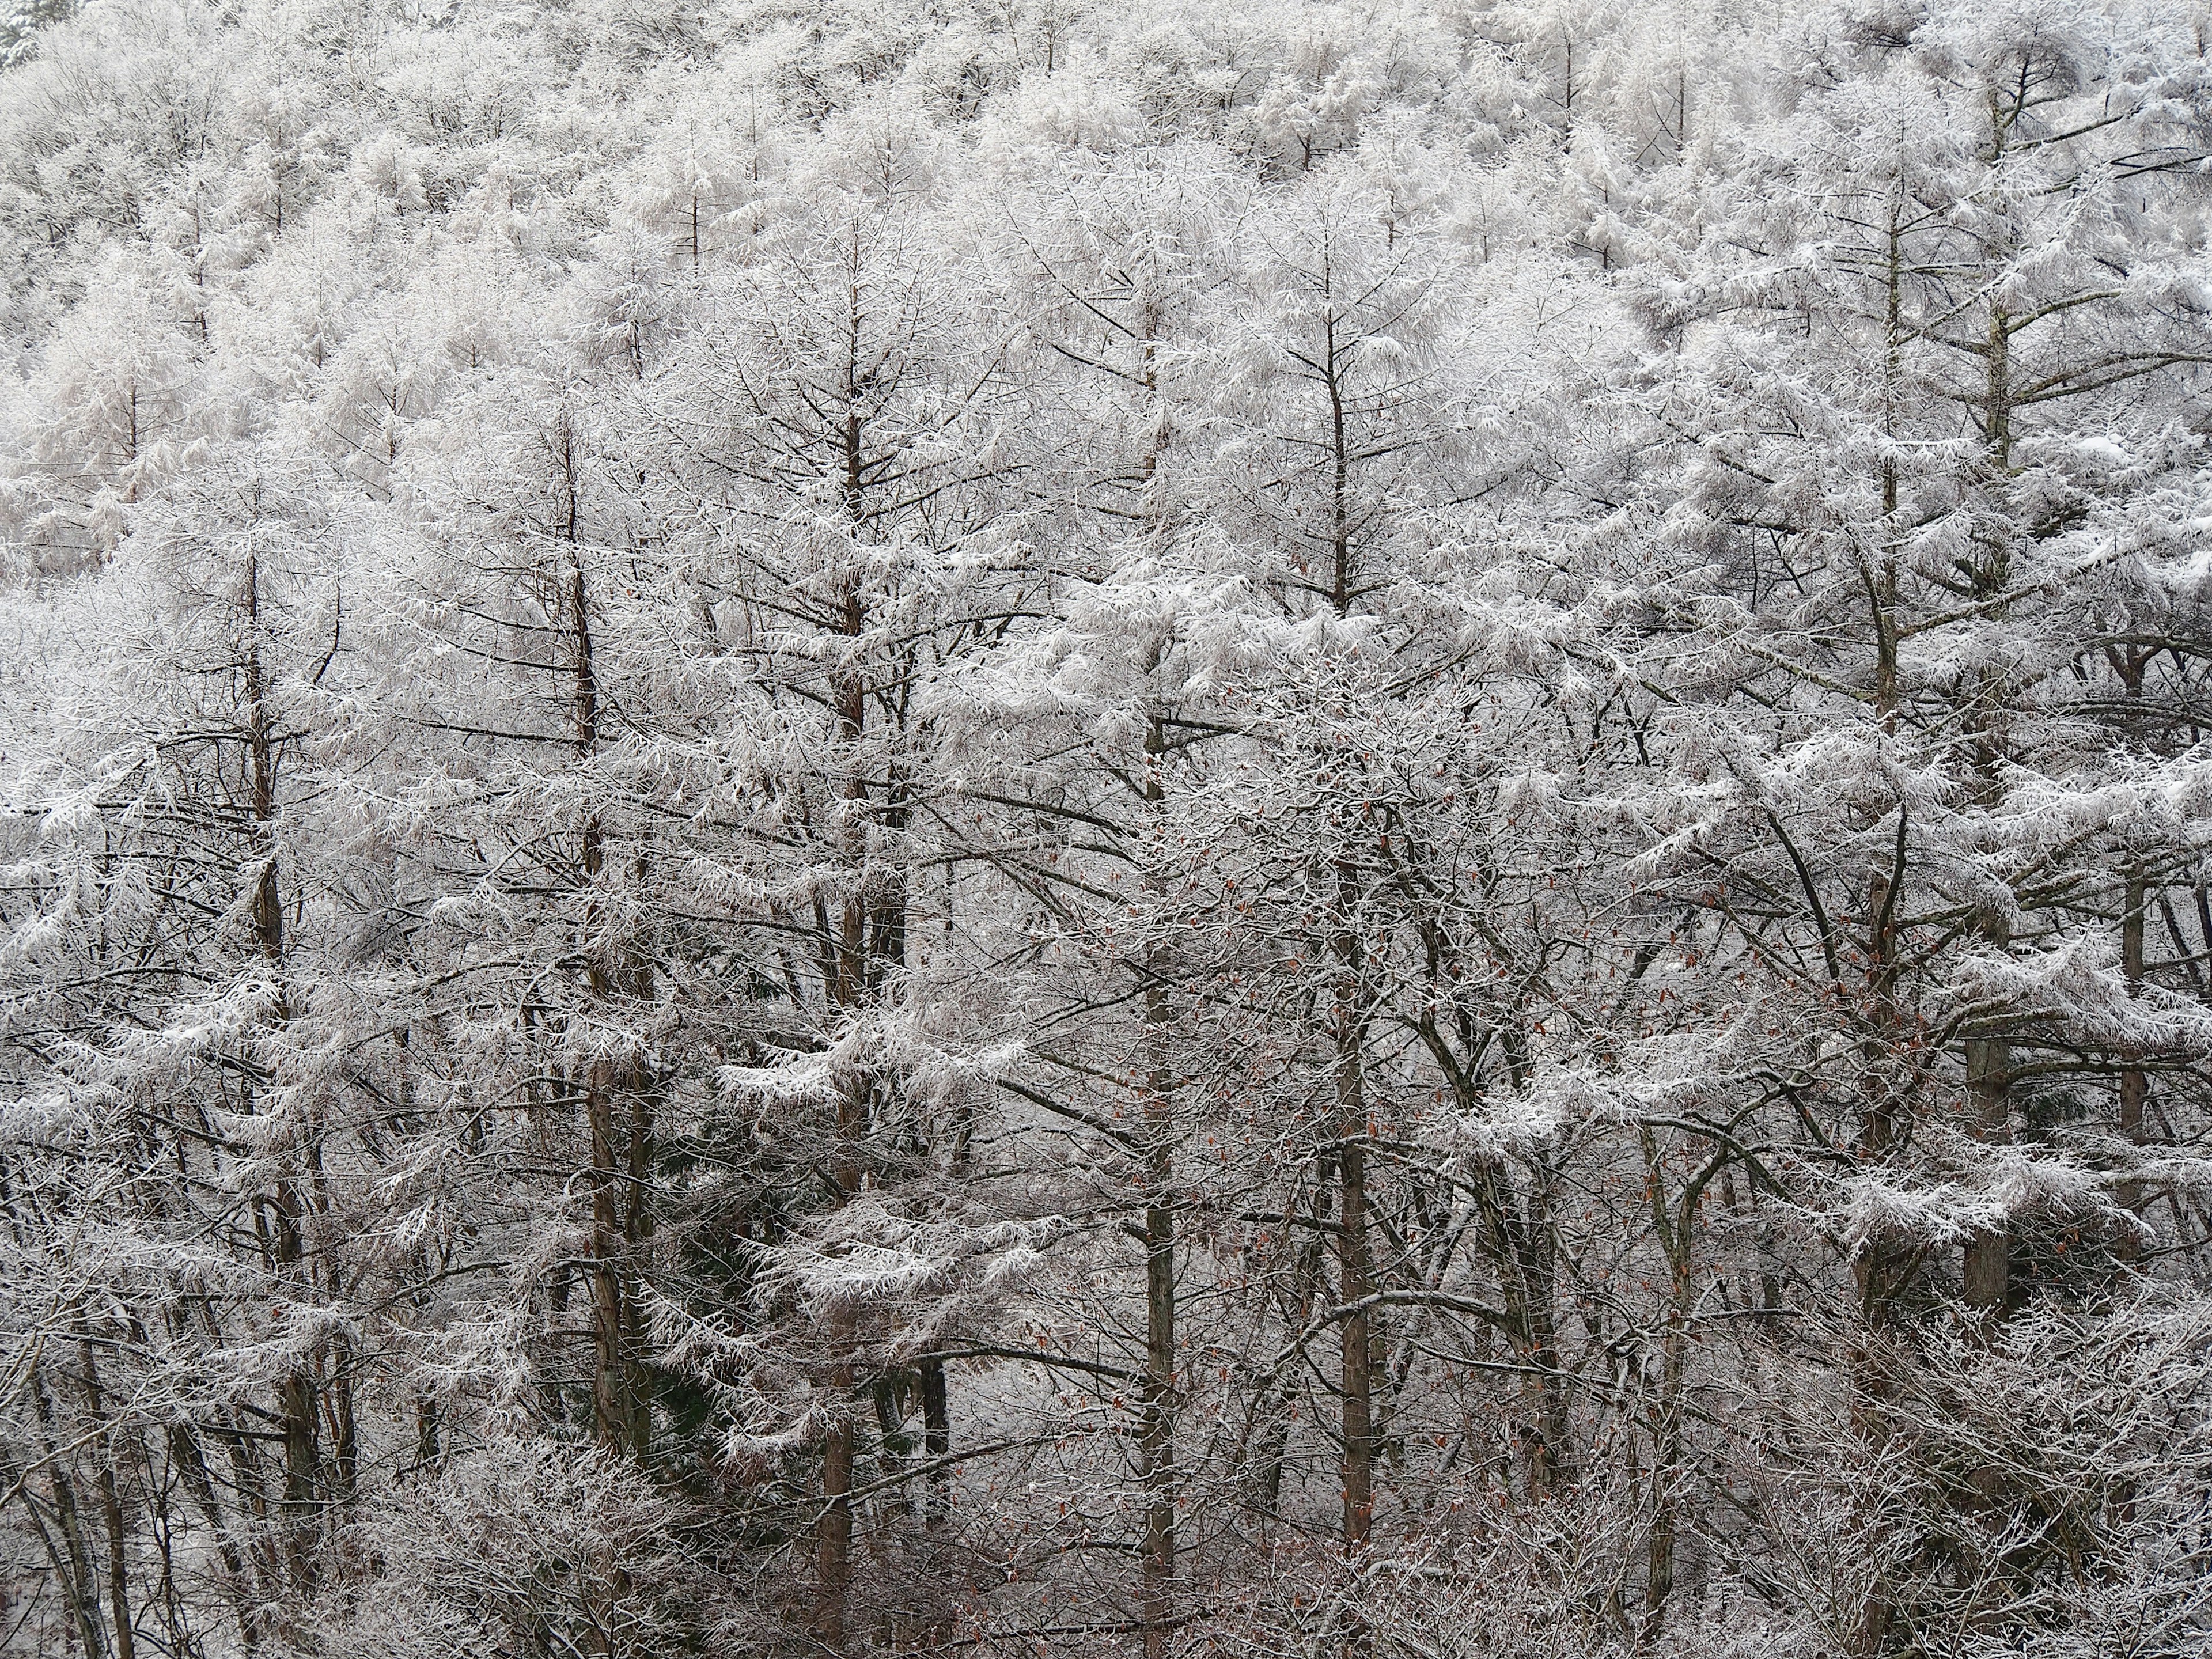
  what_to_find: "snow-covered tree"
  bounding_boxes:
[1,2,2210,1655]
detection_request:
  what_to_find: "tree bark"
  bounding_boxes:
[1962,912,2014,1318]
[31,1360,107,1659]
[1138,714,1177,1659]
[77,1340,134,1659]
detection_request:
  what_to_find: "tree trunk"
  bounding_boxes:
[1334,889,1374,1556]
[919,1359,949,1528]
[1962,912,2014,1319]
[813,1331,856,1654]
[1138,713,1178,1659]
[1139,1118,1176,1659]
[2114,650,2150,1151]
[77,1341,134,1659]
[31,1361,107,1659]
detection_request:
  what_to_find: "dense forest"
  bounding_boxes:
[2,0,2211,1653]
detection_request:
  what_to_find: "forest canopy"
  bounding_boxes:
[2,0,2212,1654]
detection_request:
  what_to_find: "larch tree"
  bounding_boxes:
[0,2,2210,1657]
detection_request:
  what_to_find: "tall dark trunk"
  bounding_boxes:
[1138,712,1178,1659]
[1138,1107,1177,1659]
[813,1325,856,1655]
[2113,649,2151,1152]
[77,1341,134,1659]
[815,356,900,1650]
[31,1360,107,1658]
[244,550,319,1578]
[1334,878,1374,1558]
[919,1359,950,1527]
[1962,912,2013,1318]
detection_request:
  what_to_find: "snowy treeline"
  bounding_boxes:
[2,0,2212,1653]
